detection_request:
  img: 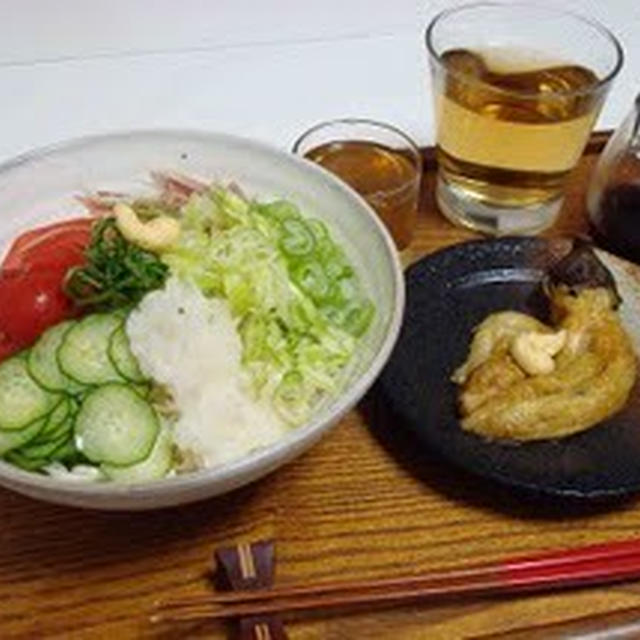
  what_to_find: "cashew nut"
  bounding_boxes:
[113,203,180,252]
[510,329,567,376]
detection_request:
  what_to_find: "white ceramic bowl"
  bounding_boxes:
[0,130,404,510]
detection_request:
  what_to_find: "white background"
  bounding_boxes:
[0,0,637,162]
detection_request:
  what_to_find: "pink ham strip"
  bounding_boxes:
[151,171,208,207]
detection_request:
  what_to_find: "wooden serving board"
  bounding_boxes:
[5,132,640,640]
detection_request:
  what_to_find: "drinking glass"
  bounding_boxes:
[293,119,422,250]
[426,3,624,235]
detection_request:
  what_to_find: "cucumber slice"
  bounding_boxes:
[58,314,125,385]
[102,426,173,483]
[20,430,71,460]
[131,382,152,399]
[49,436,80,464]
[32,396,69,437]
[0,356,58,430]
[41,413,75,444]
[0,416,47,455]
[108,325,146,383]
[75,383,160,466]
[28,321,85,393]
[30,399,71,442]
[5,450,49,471]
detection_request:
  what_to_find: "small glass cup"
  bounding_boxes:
[292,118,422,250]
[426,3,624,235]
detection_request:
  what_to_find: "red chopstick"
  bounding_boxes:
[500,537,640,587]
[152,537,640,623]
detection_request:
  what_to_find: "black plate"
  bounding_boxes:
[379,237,640,499]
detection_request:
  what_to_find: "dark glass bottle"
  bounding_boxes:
[588,94,640,263]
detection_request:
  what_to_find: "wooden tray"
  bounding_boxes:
[5,132,640,640]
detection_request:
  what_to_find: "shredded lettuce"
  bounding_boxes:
[162,186,374,424]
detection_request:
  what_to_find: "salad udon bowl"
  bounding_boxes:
[0,130,404,510]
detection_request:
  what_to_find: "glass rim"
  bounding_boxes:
[291,118,422,200]
[292,117,422,160]
[425,1,625,100]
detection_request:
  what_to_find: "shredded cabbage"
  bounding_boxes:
[162,186,374,424]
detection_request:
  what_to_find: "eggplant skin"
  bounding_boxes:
[454,243,637,442]
[544,239,622,308]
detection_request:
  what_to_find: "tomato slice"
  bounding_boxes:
[0,268,78,356]
[2,218,93,270]
[21,232,89,273]
[0,218,93,360]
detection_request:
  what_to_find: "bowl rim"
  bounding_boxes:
[0,128,405,500]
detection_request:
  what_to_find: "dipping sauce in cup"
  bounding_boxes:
[293,119,422,250]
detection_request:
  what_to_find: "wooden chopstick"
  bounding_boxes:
[152,537,640,624]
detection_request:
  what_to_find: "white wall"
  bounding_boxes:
[0,1,637,160]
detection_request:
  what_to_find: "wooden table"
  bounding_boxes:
[5,135,640,640]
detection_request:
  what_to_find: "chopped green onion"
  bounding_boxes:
[64,218,168,312]
[161,186,375,424]
[279,218,316,257]
[293,260,330,302]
